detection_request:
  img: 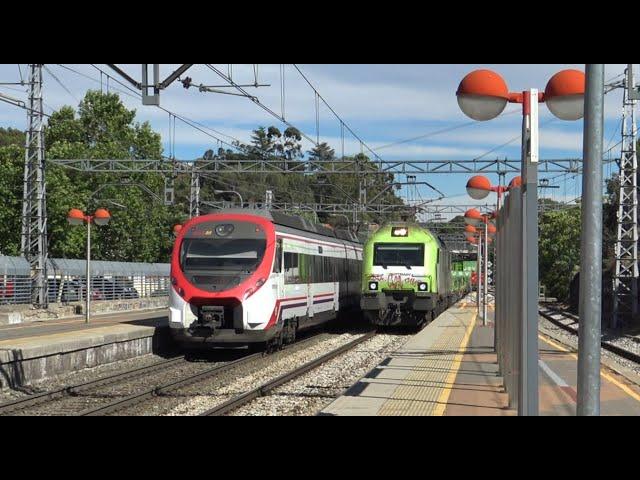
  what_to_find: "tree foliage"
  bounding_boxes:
[538,208,582,301]
[0,91,406,262]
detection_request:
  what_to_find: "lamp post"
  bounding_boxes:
[67,208,111,323]
[465,176,515,333]
[457,68,585,416]
[465,209,495,326]
[465,212,480,317]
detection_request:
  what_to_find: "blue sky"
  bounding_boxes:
[0,64,633,214]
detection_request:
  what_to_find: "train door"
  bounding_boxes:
[303,253,313,319]
[332,254,339,311]
[271,239,284,302]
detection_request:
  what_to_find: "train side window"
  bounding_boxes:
[312,255,322,283]
[284,252,298,284]
[273,239,283,273]
[298,253,309,284]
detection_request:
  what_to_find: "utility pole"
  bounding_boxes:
[577,64,604,416]
[21,64,48,307]
[612,64,639,328]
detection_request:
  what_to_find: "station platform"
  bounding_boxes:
[0,308,170,389]
[321,298,640,416]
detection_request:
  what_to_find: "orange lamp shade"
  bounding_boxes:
[464,208,483,226]
[509,176,522,189]
[456,69,509,121]
[67,208,85,226]
[544,70,585,121]
[464,225,477,235]
[93,208,111,226]
[466,175,492,200]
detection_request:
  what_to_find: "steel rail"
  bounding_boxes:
[78,332,333,416]
[539,308,640,365]
[199,331,377,416]
[0,355,186,415]
[78,352,264,416]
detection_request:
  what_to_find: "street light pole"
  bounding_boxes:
[457,68,584,416]
[67,208,111,324]
[520,88,539,417]
[483,219,488,326]
[85,219,91,324]
[577,64,604,416]
[477,234,482,320]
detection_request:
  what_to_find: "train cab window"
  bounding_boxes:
[273,239,282,273]
[373,243,424,268]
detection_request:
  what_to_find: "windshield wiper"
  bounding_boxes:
[405,264,412,270]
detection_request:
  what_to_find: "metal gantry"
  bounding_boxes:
[613,66,639,328]
[48,157,596,175]
[20,64,48,307]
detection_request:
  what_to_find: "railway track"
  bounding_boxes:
[0,330,340,416]
[200,330,377,416]
[539,307,640,365]
[0,355,190,416]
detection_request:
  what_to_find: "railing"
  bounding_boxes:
[0,256,169,306]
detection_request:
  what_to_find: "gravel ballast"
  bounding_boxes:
[162,332,385,416]
[229,333,408,416]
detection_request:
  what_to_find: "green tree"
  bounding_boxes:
[539,208,582,300]
[0,91,184,262]
[0,128,25,256]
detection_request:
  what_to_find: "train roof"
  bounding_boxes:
[201,209,365,244]
[368,222,448,251]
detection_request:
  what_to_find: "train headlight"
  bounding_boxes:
[391,227,408,237]
[215,224,235,237]
[418,282,428,292]
[369,281,378,291]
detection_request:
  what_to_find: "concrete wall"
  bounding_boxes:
[0,296,169,325]
[0,324,171,390]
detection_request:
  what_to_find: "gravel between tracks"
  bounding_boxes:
[229,333,408,416]
[539,314,640,378]
[162,333,377,416]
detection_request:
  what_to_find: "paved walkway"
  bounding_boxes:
[321,298,640,416]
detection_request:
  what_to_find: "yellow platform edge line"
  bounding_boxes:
[538,333,640,404]
[432,306,478,416]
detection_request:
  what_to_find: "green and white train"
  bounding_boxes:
[360,222,469,326]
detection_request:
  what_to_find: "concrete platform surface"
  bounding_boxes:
[322,299,479,416]
[321,299,640,416]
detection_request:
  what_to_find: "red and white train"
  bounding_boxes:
[169,210,363,349]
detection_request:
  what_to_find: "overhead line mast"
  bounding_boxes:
[612,65,640,328]
[21,64,48,307]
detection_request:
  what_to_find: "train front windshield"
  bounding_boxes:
[178,221,268,292]
[180,238,266,272]
[373,243,424,267]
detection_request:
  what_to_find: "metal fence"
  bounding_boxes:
[495,187,523,411]
[0,256,170,306]
[0,256,32,305]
